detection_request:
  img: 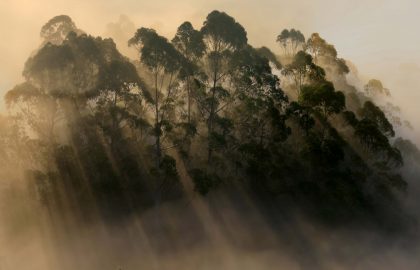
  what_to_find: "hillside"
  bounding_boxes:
[0,11,419,270]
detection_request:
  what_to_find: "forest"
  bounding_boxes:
[0,10,420,270]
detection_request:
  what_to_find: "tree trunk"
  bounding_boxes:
[154,71,161,167]
[207,63,218,162]
[187,76,191,124]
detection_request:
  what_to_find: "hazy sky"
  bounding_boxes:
[0,0,419,137]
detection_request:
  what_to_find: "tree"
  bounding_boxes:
[394,138,420,165]
[222,47,293,196]
[344,105,401,166]
[354,119,402,166]
[25,33,142,99]
[7,32,151,191]
[359,101,394,137]
[172,22,205,61]
[40,15,83,45]
[281,51,325,96]
[231,46,289,146]
[299,82,345,120]
[277,29,290,55]
[172,21,205,124]
[5,82,60,147]
[129,27,184,166]
[276,28,305,56]
[306,33,349,76]
[22,32,150,137]
[256,46,282,69]
[364,79,391,96]
[287,101,315,135]
[199,10,248,161]
[94,60,149,149]
[306,33,332,61]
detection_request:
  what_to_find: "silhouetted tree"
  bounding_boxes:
[276,29,305,56]
[256,46,282,69]
[199,10,247,161]
[172,21,205,124]
[281,51,325,95]
[359,101,394,137]
[129,27,184,166]
[306,33,349,76]
[299,82,345,120]
[40,15,83,45]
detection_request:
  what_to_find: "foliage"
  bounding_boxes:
[276,28,305,56]
[40,15,84,45]
[190,168,221,195]
[364,79,391,96]
[256,46,282,69]
[359,101,395,137]
[281,51,325,95]
[306,33,349,76]
[299,81,345,119]
[0,11,410,228]
[201,10,247,51]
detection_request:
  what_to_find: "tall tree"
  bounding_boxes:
[305,33,331,61]
[344,109,402,166]
[299,82,345,120]
[359,101,394,137]
[306,33,349,76]
[199,10,248,161]
[8,32,149,179]
[276,28,305,56]
[129,28,184,166]
[281,51,325,96]
[94,60,149,149]
[231,46,289,146]
[172,21,205,124]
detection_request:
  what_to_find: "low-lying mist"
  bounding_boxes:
[1,176,420,270]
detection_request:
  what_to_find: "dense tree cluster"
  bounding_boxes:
[1,12,413,226]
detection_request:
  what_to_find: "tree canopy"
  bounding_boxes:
[276,28,305,56]
[40,15,84,45]
[282,51,325,95]
[0,11,410,234]
[299,82,345,119]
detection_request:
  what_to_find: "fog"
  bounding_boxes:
[1,0,420,144]
[0,1,420,269]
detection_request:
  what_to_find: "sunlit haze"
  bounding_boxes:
[1,0,419,134]
[0,1,420,269]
